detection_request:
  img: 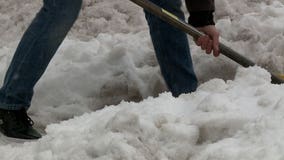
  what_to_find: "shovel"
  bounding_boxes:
[129,0,284,84]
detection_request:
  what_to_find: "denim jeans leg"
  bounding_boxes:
[145,0,198,97]
[0,0,82,110]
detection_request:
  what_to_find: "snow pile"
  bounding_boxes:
[1,0,284,159]
[1,67,284,160]
[31,32,165,127]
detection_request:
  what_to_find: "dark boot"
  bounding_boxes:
[0,108,41,140]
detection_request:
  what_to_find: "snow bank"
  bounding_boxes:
[1,0,284,159]
[1,67,284,160]
[31,32,165,127]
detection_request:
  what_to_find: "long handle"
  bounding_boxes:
[130,0,284,84]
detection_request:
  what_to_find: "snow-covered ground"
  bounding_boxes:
[1,0,284,159]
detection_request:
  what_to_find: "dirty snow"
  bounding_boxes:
[1,0,284,160]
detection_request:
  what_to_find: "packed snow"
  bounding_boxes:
[1,0,284,160]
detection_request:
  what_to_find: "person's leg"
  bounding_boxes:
[144,0,198,97]
[0,0,82,110]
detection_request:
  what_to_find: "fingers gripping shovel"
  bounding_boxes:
[129,0,284,84]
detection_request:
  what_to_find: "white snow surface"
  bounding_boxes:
[1,0,284,159]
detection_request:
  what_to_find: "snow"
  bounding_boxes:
[1,0,284,159]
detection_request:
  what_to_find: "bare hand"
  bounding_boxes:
[196,25,220,57]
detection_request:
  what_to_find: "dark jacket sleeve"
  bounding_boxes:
[185,0,215,11]
[185,0,215,27]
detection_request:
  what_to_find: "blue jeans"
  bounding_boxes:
[0,0,197,110]
[144,0,197,97]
